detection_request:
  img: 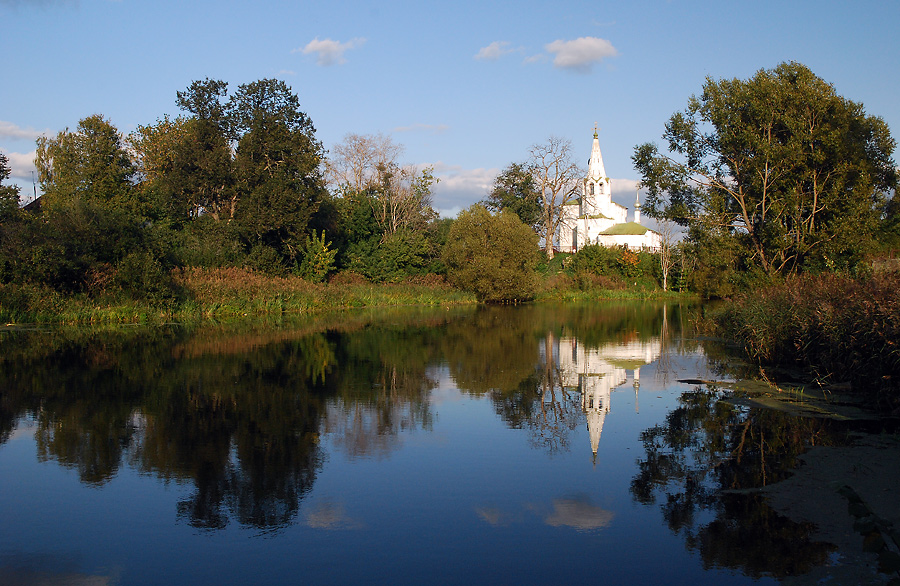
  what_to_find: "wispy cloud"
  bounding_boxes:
[474,41,516,61]
[296,37,366,66]
[304,501,364,530]
[523,54,547,65]
[393,123,449,134]
[428,162,499,217]
[545,36,618,73]
[545,497,614,531]
[0,121,46,141]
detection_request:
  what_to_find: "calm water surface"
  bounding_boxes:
[0,304,842,584]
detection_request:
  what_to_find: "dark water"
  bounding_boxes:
[0,304,845,585]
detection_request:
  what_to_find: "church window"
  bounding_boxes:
[589,183,594,195]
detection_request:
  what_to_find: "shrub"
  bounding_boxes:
[442,205,539,303]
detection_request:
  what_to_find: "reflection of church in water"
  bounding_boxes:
[552,336,661,456]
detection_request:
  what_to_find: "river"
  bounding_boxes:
[0,303,894,585]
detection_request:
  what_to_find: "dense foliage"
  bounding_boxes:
[442,205,539,303]
[634,62,898,297]
[713,273,900,409]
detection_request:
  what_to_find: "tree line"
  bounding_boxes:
[1,62,898,309]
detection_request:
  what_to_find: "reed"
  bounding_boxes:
[714,273,900,408]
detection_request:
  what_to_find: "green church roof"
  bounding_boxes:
[599,222,650,236]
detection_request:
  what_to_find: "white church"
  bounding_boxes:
[556,130,662,253]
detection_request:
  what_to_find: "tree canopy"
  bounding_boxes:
[633,62,897,288]
[483,162,542,233]
[442,205,539,303]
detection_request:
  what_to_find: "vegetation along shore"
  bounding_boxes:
[1,62,898,409]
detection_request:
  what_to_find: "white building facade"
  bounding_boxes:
[557,130,662,253]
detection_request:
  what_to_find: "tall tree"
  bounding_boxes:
[228,79,327,263]
[529,136,582,259]
[173,78,235,220]
[483,162,542,233]
[35,114,138,214]
[633,62,897,279]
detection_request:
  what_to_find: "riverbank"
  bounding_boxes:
[712,273,900,412]
[0,266,695,325]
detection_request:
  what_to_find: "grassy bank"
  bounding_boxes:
[712,273,900,410]
[0,267,476,324]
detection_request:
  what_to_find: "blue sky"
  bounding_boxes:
[2,0,898,217]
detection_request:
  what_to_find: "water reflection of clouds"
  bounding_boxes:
[545,496,615,532]
[304,501,364,530]
[476,495,613,533]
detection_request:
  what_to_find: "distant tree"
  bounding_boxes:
[633,62,897,283]
[656,218,678,291]
[35,114,139,214]
[529,136,582,259]
[327,132,404,193]
[483,162,542,232]
[369,164,438,237]
[0,151,21,221]
[442,205,539,302]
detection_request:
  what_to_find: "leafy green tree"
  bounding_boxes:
[174,78,235,221]
[0,152,21,222]
[35,114,139,215]
[633,62,897,285]
[229,79,327,268]
[483,162,542,232]
[442,205,539,302]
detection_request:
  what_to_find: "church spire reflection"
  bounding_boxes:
[554,335,661,457]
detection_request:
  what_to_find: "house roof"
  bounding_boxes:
[599,222,652,236]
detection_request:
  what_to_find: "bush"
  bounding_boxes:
[442,205,539,303]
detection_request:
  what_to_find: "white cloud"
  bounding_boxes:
[296,37,366,66]
[474,41,515,61]
[0,120,46,140]
[428,162,499,218]
[4,150,37,180]
[610,177,641,197]
[545,36,618,73]
[393,123,449,134]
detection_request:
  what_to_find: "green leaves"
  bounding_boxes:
[442,205,539,303]
[633,61,898,286]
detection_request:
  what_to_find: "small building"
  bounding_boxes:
[557,129,661,253]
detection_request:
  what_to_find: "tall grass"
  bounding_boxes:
[0,268,476,324]
[714,273,900,408]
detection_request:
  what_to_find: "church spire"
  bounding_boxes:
[587,127,607,182]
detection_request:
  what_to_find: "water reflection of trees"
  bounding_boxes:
[0,312,451,531]
[445,303,686,455]
[630,385,841,578]
[321,325,441,460]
